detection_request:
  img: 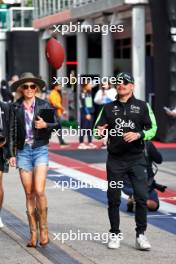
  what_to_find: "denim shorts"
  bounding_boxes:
[16,144,49,172]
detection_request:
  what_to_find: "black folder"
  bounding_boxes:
[37,109,55,123]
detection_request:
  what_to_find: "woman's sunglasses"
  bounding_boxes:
[22,84,36,90]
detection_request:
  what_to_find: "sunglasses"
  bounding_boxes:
[22,84,36,90]
[123,79,130,85]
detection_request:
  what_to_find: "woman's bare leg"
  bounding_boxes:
[20,169,37,247]
[34,165,49,245]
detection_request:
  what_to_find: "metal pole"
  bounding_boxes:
[132,5,145,100]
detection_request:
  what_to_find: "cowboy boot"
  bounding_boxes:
[26,209,38,247]
[37,207,49,246]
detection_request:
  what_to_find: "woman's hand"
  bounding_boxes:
[9,157,16,167]
[35,116,47,129]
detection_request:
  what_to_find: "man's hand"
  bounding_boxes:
[97,124,108,137]
[35,116,47,129]
[9,157,16,167]
[85,114,92,121]
[123,132,140,143]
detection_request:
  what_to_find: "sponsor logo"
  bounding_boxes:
[112,105,120,115]
[130,105,140,114]
[114,118,136,136]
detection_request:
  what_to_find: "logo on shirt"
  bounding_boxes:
[112,105,120,115]
[115,118,136,136]
[130,105,140,114]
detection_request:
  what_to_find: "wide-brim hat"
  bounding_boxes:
[11,72,46,91]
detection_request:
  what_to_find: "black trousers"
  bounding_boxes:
[107,153,148,235]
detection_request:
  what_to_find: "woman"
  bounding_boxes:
[94,81,117,106]
[48,82,67,146]
[94,81,117,148]
[0,101,11,228]
[9,72,59,247]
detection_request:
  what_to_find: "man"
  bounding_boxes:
[94,72,157,250]
[0,101,12,228]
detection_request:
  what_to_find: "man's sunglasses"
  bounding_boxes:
[123,79,130,85]
[22,84,36,90]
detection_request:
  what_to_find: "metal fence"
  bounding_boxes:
[33,0,99,18]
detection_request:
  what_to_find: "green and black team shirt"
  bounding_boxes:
[94,95,157,157]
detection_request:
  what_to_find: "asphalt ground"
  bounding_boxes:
[0,138,176,264]
[0,142,176,264]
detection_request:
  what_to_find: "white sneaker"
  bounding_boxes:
[108,233,121,249]
[78,143,88,149]
[0,217,4,228]
[87,143,97,149]
[136,234,151,251]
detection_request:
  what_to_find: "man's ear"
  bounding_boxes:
[130,83,134,92]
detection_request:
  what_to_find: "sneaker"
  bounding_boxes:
[108,233,121,249]
[60,141,68,146]
[78,143,88,150]
[101,144,107,149]
[0,217,4,228]
[87,143,97,149]
[136,234,151,251]
[60,143,69,148]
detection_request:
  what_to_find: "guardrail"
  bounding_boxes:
[0,7,34,31]
[33,0,99,18]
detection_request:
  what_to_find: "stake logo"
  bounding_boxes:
[115,118,135,136]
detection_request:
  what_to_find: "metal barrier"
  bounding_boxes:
[0,7,34,31]
[33,0,99,18]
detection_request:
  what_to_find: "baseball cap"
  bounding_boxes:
[116,72,134,84]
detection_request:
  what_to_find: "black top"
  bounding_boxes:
[9,97,60,156]
[94,95,156,158]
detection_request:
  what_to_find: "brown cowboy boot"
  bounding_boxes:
[26,209,38,247]
[37,207,49,246]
